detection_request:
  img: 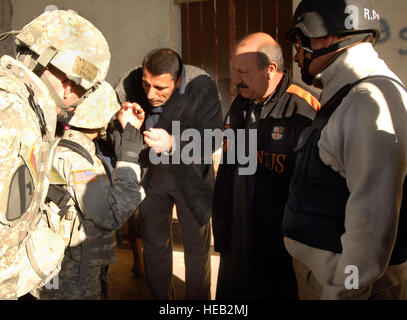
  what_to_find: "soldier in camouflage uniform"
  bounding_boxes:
[40,82,146,300]
[0,10,111,299]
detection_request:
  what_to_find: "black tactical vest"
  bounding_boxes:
[282,76,407,265]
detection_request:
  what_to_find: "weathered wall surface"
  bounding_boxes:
[9,0,181,86]
[0,0,14,57]
[374,0,407,84]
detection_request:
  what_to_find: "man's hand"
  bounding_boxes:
[143,128,173,154]
[116,102,145,130]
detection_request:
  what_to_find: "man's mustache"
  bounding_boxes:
[237,83,249,89]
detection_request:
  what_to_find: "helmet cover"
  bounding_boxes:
[60,81,120,129]
[16,10,110,90]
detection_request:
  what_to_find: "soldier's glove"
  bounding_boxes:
[116,123,144,163]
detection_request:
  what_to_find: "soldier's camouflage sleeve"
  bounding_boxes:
[0,93,21,299]
[55,145,145,231]
[98,160,146,230]
[0,90,44,299]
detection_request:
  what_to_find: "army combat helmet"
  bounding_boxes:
[59,80,120,129]
[287,0,381,43]
[16,10,110,106]
[286,0,381,84]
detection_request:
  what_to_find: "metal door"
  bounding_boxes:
[178,0,293,115]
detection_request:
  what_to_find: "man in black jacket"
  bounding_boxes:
[115,48,223,299]
[212,33,320,299]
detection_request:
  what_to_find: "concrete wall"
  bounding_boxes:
[10,0,182,86]
[291,0,407,91]
[0,0,14,57]
[374,0,407,84]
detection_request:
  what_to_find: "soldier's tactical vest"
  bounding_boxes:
[46,139,116,283]
[282,75,407,265]
[0,56,64,299]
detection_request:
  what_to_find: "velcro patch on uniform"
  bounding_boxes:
[29,147,37,186]
[72,56,98,82]
[72,169,97,184]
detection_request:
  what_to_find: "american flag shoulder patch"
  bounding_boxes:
[72,169,97,184]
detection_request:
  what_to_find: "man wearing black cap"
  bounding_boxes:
[282,0,407,299]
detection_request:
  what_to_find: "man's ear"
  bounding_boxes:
[267,62,278,79]
[63,79,74,99]
[175,76,183,89]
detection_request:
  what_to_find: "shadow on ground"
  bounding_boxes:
[107,220,219,300]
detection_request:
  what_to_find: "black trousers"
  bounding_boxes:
[216,174,298,300]
[139,165,211,300]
